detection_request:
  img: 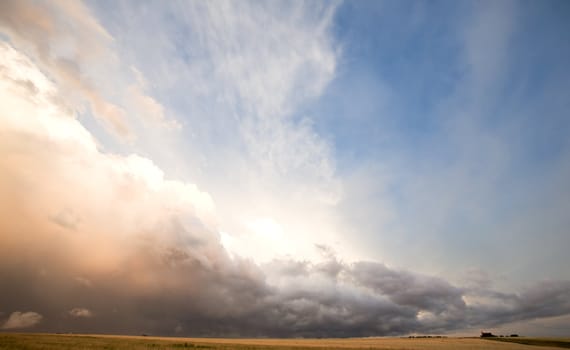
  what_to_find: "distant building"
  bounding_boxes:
[480,332,496,337]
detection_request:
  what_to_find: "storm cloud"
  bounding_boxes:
[1,0,570,338]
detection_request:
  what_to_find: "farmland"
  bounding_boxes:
[1,333,569,350]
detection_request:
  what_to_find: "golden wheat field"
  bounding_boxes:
[1,333,569,350]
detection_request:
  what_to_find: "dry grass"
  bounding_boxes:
[484,337,570,348]
[0,333,568,350]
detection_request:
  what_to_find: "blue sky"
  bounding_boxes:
[1,0,570,337]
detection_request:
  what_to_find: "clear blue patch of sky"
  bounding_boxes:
[305,0,570,174]
[502,1,570,166]
[304,1,466,166]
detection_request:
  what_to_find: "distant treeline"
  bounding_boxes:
[481,332,519,338]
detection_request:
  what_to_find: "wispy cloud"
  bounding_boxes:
[89,0,346,261]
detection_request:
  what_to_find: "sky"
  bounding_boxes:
[0,0,569,337]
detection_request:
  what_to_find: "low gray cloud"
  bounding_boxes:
[2,241,569,337]
[466,280,570,328]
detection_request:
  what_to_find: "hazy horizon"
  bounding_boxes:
[1,0,569,338]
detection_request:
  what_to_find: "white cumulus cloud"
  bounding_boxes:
[2,311,43,329]
[69,308,93,318]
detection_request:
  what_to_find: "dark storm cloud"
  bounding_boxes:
[2,208,570,337]
[466,280,570,327]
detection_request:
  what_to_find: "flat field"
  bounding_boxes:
[0,333,569,350]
